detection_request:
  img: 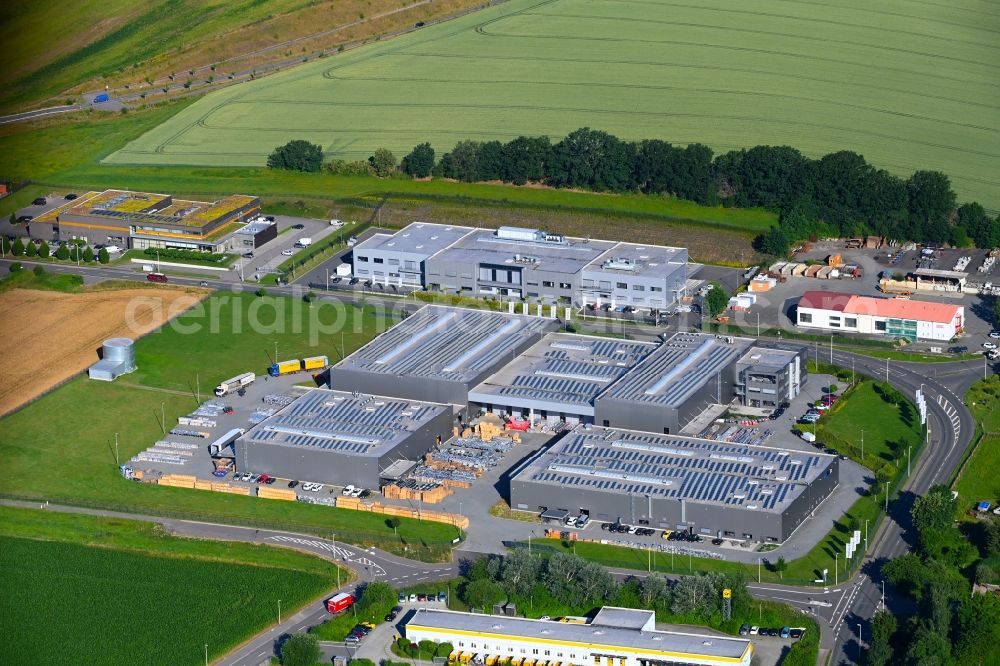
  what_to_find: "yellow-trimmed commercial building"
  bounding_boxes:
[32,189,265,252]
[404,608,753,666]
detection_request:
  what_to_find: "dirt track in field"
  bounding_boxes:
[0,287,207,416]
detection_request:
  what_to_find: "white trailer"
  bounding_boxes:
[215,372,255,397]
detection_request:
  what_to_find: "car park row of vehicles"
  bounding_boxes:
[798,393,839,424]
[740,624,804,640]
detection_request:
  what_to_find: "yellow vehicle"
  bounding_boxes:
[302,355,329,371]
[360,621,376,629]
[661,530,673,540]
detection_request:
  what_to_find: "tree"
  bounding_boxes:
[704,282,729,318]
[280,633,321,666]
[954,594,1000,665]
[25,241,37,257]
[267,139,324,172]
[882,553,928,599]
[547,127,635,192]
[83,246,94,262]
[911,484,955,533]
[543,552,586,603]
[38,240,50,258]
[575,560,616,603]
[639,574,671,609]
[359,581,395,610]
[369,148,397,177]
[774,556,787,580]
[12,238,24,256]
[401,143,435,177]
[98,247,110,264]
[867,610,897,666]
[669,574,719,618]
[462,578,504,611]
[957,202,999,249]
[56,244,69,260]
[255,287,268,298]
[500,549,541,595]
[386,516,401,534]
[502,136,553,185]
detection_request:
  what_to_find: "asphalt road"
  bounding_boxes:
[0,258,982,665]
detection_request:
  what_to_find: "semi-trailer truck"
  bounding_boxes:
[326,592,354,614]
[215,372,255,397]
[302,355,329,371]
[268,359,302,377]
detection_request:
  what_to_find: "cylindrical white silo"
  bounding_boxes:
[103,337,136,373]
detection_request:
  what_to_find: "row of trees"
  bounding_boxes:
[2,237,108,263]
[458,549,752,624]
[268,130,999,254]
[875,485,1000,665]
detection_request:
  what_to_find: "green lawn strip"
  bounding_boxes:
[0,505,343,578]
[0,526,331,665]
[0,268,85,292]
[952,376,1000,514]
[0,293,458,560]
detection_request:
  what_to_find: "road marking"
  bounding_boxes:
[268,535,387,576]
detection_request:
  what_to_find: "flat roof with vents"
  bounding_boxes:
[240,388,450,458]
[598,333,753,408]
[434,228,615,276]
[468,333,656,416]
[405,608,753,663]
[510,425,836,514]
[585,242,688,278]
[353,223,474,257]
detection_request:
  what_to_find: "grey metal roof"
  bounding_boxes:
[334,305,552,383]
[354,223,474,257]
[599,333,753,408]
[405,608,751,661]
[468,334,655,414]
[241,388,449,458]
[433,228,615,276]
[511,425,836,514]
[584,242,688,280]
[591,607,654,631]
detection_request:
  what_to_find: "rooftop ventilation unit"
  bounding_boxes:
[602,257,637,271]
[496,226,541,242]
[513,254,540,264]
[541,232,566,244]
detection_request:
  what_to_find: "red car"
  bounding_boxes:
[257,474,270,484]
[146,272,168,283]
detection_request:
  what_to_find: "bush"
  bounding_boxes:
[9,262,23,273]
[83,247,94,263]
[11,238,24,256]
[280,633,321,666]
[56,245,69,260]
[98,248,110,264]
[267,139,324,172]
[25,241,37,258]
[255,288,268,298]
[326,159,374,176]
[33,265,45,277]
[38,241,50,258]
[142,247,227,264]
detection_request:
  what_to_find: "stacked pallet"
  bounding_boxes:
[336,497,469,529]
[258,486,297,501]
[382,483,452,504]
[157,474,196,488]
[474,421,503,441]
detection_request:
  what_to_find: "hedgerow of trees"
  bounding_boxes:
[876,484,1000,665]
[380,129,1000,254]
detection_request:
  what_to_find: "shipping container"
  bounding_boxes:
[268,359,302,377]
[326,592,354,614]
[302,355,329,371]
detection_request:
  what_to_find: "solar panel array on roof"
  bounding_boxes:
[242,389,449,458]
[600,333,752,407]
[337,306,550,383]
[513,426,835,513]
[469,333,655,410]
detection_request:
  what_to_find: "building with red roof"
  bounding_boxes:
[796,291,963,342]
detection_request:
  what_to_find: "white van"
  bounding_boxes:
[330,219,344,228]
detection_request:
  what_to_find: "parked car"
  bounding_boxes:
[288,480,299,488]
[983,342,998,350]
[292,224,305,229]
[242,251,254,258]
[349,277,359,285]
[566,516,578,527]
[780,627,791,639]
[32,197,46,205]
[789,628,804,639]
[350,487,363,497]
[739,624,750,636]
[281,249,294,256]
[749,626,759,635]
[64,193,78,200]
[342,485,356,496]
[257,474,270,484]
[711,538,724,545]
[409,594,418,602]
[575,515,589,528]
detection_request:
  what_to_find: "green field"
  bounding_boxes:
[953,376,1000,513]
[0,506,337,666]
[107,0,1000,207]
[0,292,461,560]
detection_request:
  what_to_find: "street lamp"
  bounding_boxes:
[160,401,165,434]
[278,599,282,624]
[204,644,208,666]
[856,622,863,664]
[114,432,119,466]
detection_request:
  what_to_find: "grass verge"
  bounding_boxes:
[953,376,1000,514]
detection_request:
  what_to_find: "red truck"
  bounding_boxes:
[326,592,354,614]
[147,272,168,283]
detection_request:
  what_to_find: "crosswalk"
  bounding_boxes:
[268,535,387,577]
